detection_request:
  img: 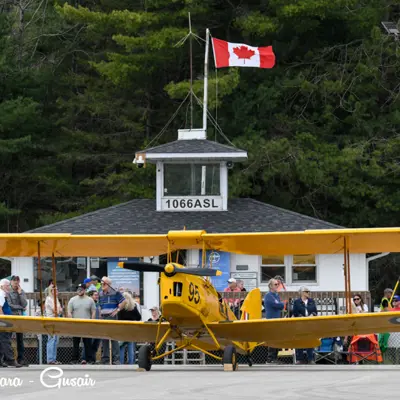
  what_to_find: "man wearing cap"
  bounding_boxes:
[384,295,400,363]
[90,276,101,291]
[83,278,98,293]
[0,278,21,367]
[6,275,28,366]
[224,278,241,317]
[148,306,163,322]
[380,288,393,311]
[98,276,127,364]
[67,283,97,364]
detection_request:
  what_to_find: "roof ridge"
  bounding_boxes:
[26,199,142,233]
[245,198,344,228]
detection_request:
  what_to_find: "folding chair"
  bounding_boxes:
[347,334,383,364]
[314,337,343,364]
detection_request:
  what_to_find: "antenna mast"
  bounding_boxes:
[202,28,210,137]
[189,13,193,129]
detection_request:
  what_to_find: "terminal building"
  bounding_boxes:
[7,128,375,316]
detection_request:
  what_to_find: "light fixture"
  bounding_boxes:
[381,21,399,40]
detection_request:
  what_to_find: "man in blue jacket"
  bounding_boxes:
[264,278,285,363]
[0,278,22,367]
[292,286,318,364]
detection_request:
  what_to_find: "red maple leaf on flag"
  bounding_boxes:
[233,46,255,63]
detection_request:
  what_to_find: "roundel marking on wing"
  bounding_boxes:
[0,320,13,328]
[389,317,400,325]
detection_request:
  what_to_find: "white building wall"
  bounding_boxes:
[142,256,160,321]
[187,249,200,268]
[10,257,34,292]
[230,252,367,293]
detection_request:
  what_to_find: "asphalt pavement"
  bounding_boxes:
[0,364,398,399]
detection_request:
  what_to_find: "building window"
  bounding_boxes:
[34,257,88,292]
[261,255,285,283]
[164,163,220,196]
[292,255,317,282]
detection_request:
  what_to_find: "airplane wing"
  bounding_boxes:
[203,227,400,255]
[0,233,168,257]
[0,315,173,342]
[0,230,206,257]
[207,311,400,348]
[0,228,399,257]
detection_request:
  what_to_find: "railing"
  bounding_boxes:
[11,290,395,366]
[219,290,373,316]
[24,290,372,317]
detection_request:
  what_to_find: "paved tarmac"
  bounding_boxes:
[0,364,399,399]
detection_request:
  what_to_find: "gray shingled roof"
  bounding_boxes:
[27,198,342,234]
[138,140,246,154]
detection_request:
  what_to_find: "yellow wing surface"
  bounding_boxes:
[203,227,400,255]
[0,230,206,257]
[0,228,399,257]
[0,315,172,342]
[207,311,400,348]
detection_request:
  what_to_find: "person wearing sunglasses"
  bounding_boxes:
[293,286,317,364]
[352,294,368,313]
[264,278,285,364]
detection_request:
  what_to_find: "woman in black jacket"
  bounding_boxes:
[292,287,317,364]
[118,291,141,364]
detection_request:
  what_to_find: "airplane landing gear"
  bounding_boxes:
[222,345,238,371]
[247,355,253,367]
[138,344,152,371]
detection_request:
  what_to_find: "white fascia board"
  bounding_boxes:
[145,152,248,161]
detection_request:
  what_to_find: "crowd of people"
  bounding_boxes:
[0,274,161,367]
[1,274,399,367]
[222,276,400,365]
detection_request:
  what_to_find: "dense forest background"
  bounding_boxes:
[0,0,399,299]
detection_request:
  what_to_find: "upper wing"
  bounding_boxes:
[203,227,400,255]
[208,311,400,348]
[0,315,173,342]
[0,230,207,257]
[0,228,400,257]
[0,233,168,257]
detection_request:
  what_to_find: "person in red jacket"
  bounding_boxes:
[391,295,400,310]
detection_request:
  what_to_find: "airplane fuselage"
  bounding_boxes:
[159,272,237,330]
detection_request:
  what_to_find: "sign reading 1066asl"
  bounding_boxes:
[161,196,223,211]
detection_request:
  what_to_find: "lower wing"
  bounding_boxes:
[0,315,172,342]
[207,311,400,348]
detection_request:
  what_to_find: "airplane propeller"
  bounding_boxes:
[117,261,222,277]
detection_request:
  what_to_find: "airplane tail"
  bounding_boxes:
[240,288,262,320]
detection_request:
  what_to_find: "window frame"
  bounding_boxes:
[289,254,319,285]
[259,254,319,286]
[163,162,221,197]
[259,255,287,284]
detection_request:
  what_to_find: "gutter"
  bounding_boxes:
[367,252,390,262]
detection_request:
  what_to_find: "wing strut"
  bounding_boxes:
[37,242,44,317]
[344,237,352,314]
[52,252,58,316]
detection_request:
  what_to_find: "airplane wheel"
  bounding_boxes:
[248,356,253,367]
[138,344,152,371]
[223,345,238,371]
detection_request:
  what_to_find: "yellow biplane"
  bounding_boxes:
[1,227,400,371]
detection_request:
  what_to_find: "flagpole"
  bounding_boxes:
[202,28,210,136]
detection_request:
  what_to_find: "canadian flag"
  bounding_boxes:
[211,37,275,69]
